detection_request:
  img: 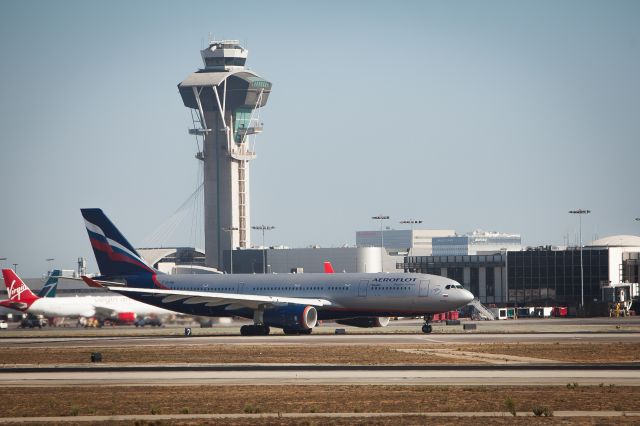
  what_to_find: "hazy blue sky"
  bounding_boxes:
[1,0,639,277]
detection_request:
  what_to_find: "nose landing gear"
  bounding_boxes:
[421,315,433,334]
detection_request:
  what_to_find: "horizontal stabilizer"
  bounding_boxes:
[81,276,126,288]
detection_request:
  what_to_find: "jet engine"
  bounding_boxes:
[263,305,317,330]
[336,317,390,328]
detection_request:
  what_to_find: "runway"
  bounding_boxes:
[1,365,639,386]
[1,332,639,348]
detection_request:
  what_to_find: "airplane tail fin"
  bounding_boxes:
[39,269,61,298]
[80,208,157,277]
[323,261,335,274]
[2,269,39,306]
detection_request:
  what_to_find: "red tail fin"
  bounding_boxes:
[2,269,38,304]
[323,261,335,274]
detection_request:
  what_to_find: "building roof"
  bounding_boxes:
[588,235,640,247]
[137,248,180,266]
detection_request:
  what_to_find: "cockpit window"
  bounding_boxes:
[445,285,451,289]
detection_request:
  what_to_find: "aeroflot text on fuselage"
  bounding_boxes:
[372,278,417,282]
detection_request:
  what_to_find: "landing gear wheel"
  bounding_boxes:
[421,324,433,334]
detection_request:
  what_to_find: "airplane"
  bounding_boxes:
[0,269,174,324]
[79,208,474,335]
[0,269,61,318]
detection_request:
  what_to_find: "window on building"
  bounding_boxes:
[486,267,495,297]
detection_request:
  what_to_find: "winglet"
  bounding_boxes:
[81,275,104,288]
[323,261,335,274]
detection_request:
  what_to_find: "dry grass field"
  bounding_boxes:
[1,342,639,365]
[0,385,637,418]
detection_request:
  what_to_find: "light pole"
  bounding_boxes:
[569,209,591,310]
[12,263,18,273]
[400,219,422,258]
[252,225,275,274]
[46,258,55,274]
[372,215,389,272]
[222,227,238,274]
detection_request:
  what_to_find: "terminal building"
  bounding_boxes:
[228,246,398,274]
[399,235,640,310]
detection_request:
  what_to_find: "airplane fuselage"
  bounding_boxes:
[121,272,473,320]
[2,295,173,319]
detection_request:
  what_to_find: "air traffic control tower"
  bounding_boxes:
[178,40,272,270]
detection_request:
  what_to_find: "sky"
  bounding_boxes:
[1,0,639,277]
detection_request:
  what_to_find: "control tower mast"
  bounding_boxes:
[178,40,272,270]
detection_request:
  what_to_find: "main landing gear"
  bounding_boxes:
[421,315,433,334]
[240,325,270,336]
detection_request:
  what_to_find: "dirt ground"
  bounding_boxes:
[4,418,640,426]
[0,385,638,418]
[1,342,639,365]
[3,419,640,426]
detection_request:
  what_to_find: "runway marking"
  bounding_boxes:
[418,337,445,343]
[396,348,561,364]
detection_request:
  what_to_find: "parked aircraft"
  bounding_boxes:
[0,269,61,318]
[0,269,173,324]
[80,208,474,335]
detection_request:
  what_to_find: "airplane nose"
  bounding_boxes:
[463,290,474,304]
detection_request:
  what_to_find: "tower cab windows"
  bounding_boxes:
[204,57,246,68]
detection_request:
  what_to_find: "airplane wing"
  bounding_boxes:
[106,286,333,311]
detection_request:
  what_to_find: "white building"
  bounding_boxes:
[432,231,522,256]
[356,229,456,256]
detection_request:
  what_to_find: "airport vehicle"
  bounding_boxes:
[0,269,173,324]
[80,208,474,335]
[0,320,8,329]
[134,316,163,327]
[20,314,47,328]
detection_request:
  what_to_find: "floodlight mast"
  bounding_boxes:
[252,225,275,274]
[178,40,272,269]
[569,209,591,310]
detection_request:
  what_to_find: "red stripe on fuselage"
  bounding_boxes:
[152,275,169,289]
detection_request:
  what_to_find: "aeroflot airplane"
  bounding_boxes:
[0,269,173,322]
[80,208,474,335]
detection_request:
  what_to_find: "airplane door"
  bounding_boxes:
[358,280,368,297]
[238,283,245,294]
[419,280,430,297]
